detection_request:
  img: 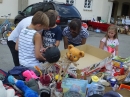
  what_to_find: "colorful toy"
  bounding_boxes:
[63,45,85,77]
[119,84,130,90]
[66,45,85,62]
[34,66,42,77]
[113,61,122,68]
[8,75,39,97]
[22,70,38,81]
[113,56,130,63]
[91,75,99,83]
[109,77,118,91]
[113,66,125,76]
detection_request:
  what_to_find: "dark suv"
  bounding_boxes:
[14,1,81,30]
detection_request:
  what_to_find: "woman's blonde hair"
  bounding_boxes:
[32,11,49,28]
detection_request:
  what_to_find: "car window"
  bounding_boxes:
[56,4,81,17]
[43,3,55,12]
[32,4,44,15]
[23,6,33,16]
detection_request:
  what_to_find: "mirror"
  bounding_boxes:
[18,11,24,15]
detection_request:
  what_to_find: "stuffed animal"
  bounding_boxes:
[0,80,18,97]
[22,70,38,81]
[58,45,85,78]
[66,45,85,62]
[8,75,39,97]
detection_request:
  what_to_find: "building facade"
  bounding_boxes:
[0,0,130,23]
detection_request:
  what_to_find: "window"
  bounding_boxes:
[31,4,44,15]
[43,3,55,12]
[66,0,75,6]
[57,4,81,17]
[84,0,93,10]
[23,6,32,16]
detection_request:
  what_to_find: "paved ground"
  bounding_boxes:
[0,31,130,72]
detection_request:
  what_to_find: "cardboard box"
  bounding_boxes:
[60,44,112,75]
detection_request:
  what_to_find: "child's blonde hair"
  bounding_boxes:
[105,25,118,39]
[104,25,118,45]
[32,11,49,28]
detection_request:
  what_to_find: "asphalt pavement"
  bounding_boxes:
[0,31,130,71]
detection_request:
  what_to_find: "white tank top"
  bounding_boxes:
[18,27,40,67]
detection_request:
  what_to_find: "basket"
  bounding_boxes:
[115,70,129,84]
[127,31,130,36]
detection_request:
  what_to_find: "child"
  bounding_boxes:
[7,16,34,66]
[99,25,119,56]
[62,18,89,49]
[15,11,49,68]
[41,10,62,49]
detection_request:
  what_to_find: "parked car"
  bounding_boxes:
[14,1,82,30]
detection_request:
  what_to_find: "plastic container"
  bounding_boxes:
[62,78,87,97]
[87,83,105,97]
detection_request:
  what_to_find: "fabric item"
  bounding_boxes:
[8,16,33,42]
[18,27,40,67]
[25,78,40,94]
[15,80,39,97]
[7,40,20,66]
[0,69,8,84]
[42,25,62,47]
[62,26,89,45]
[22,70,38,81]
[101,37,119,56]
[8,75,15,85]
[103,91,121,97]
[8,66,29,80]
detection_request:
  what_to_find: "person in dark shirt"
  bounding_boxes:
[41,10,62,51]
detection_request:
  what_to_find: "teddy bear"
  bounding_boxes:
[66,45,85,62]
[0,80,18,97]
[57,44,85,79]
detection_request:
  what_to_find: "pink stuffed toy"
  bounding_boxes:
[22,70,38,81]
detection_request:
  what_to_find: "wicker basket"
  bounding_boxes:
[115,70,129,84]
[120,28,126,34]
[127,31,130,35]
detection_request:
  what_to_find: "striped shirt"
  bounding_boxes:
[18,27,40,67]
[62,26,89,45]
